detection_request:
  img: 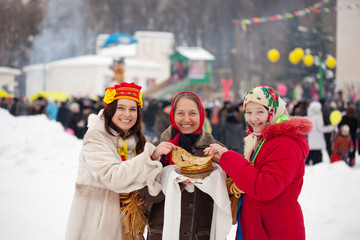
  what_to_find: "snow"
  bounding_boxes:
[0,67,21,76]
[0,108,360,239]
[176,47,216,61]
[98,44,137,58]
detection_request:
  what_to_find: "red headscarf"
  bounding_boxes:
[161,92,205,166]
[168,91,205,134]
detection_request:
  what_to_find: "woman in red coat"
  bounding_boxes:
[205,86,313,240]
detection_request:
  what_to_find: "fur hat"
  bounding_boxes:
[103,82,143,108]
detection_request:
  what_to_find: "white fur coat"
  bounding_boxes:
[65,110,162,240]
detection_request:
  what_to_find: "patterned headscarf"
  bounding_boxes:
[243,86,289,161]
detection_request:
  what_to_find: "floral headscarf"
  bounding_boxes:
[243,86,289,161]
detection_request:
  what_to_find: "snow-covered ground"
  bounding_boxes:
[0,108,359,240]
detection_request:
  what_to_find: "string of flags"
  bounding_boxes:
[233,0,360,28]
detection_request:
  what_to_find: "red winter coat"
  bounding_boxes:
[219,117,313,240]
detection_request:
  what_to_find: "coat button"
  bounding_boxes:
[184,232,192,237]
[187,203,194,208]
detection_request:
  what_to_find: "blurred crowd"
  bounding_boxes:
[2,91,360,167]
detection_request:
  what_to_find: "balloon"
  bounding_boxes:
[268,48,280,62]
[326,56,336,69]
[289,51,300,65]
[277,84,287,97]
[330,110,342,125]
[293,48,304,61]
[303,54,314,67]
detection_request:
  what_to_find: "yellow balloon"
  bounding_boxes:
[289,51,300,65]
[268,49,280,62]
[326,57,336,69]
[330,110,342,125]
[293,48,304,61]
[303,54,314,67]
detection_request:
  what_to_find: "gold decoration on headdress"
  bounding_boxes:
[103,88,117,105]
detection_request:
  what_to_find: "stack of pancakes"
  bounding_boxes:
[172,146,213,174]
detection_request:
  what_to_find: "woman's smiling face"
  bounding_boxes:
[244,101,269,133]
[174,98,200,134]
[111,99,138,135]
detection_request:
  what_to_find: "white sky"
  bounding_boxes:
[0,108,359,239]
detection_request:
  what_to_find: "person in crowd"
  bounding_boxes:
[143,98,159,141]
[31,98,46,115]
[222,105,244,154]
[291,100,308,116]
[210,100,221,140]
[66,102,87,138]
[65,82,175,240]
[332,125,354,165]
[306,101,335,165]
[203,107,213,134]
[218,101,232,143]
[144,91,231,240]
[45,97,59,121]
[56,101,71,128]
[204,86,313,240]
[338,105,358,166]
[154,100,172,140]
[356,101,360,156]
[320,99,335,157]
[8,97,20,116]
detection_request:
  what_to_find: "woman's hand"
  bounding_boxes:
[151,142,177,160]
[204,143,228,163]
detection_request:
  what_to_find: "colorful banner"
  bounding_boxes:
[233,0,360,26]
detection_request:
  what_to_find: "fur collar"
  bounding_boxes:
[262,116,313,140]
[160,126,215,147]
[243,116,312,161]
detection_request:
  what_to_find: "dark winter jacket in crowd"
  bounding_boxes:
[68,112,87,139]
[154,110,170,140]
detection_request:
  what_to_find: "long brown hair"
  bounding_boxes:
[102,99,146,154]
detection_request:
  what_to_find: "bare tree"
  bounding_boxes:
[0,0,46,68]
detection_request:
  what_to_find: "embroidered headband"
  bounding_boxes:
[103,82,143,108]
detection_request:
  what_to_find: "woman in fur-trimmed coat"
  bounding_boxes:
[206,86,313,240]
[65,82,176,240]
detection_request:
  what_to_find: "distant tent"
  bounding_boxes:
[0,89,13,98]
[102,33,137,48]
[29,91,71,102]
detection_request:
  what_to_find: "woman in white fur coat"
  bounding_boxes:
[65,82,176,240]
[306,101,335,165]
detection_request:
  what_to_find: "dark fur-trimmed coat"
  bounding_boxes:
[219,117,313,240]
[145,126,222,240]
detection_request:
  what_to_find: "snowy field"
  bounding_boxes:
[0,108,360,240]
